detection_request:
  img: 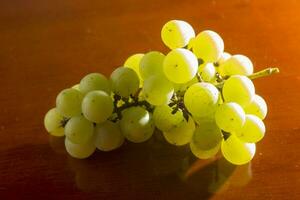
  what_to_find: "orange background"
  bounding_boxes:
[0,0,299,199]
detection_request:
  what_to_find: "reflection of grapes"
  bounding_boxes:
[44,19,278,165]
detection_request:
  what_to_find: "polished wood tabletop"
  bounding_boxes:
[0,0,299,199]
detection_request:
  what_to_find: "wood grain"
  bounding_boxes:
[0,0,299,199]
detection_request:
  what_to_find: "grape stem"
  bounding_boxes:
[247,67,280,80]
[215,67,279,88]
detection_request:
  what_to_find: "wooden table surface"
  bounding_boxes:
[0,0,299,199]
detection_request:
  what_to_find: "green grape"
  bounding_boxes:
[163,117,195,146]
[219,55,253,76]
[65,115,94,144]
[110,67,140,97]
[222,75,255,106]
[192,30,224,63]
[142,75,174,105]
[82,91,113,123]
[215,102,246,132]
[44,108,65,137]
[163,48,198,84]
[192,121,223,150]
[124,53,144,82]
[244,94,267,120]
[235,114,265,143]
[221,134,256,165]
[94,121,124,151]
[187,37,196,50]
[65,137,96,159]
[190,141,220,159]
[199,62,216,82]
[184,82,219,117]
[79,73,111,94]
[173,76,198,92]
[153,105,184,132]
[120,106,155,143]
[56,88,83,117]
[161,20,195,49]
[139,51,165,79]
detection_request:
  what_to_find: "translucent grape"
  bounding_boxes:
[217,52,231,65]
[161,20,195,49]
[139,51,165,79]
[44,108,65,137]
[65,116,94,144]
[192,30,224,63]
[65,137,96,159]
[222,75,255,106]
[244,94,267,120]
[94,121,124,151]
[163,117,195,146]
[191,121,223,150]
[221,134,256,165]
[215,102,246,132]
[56,88,83,117]
[163,48,198,83]
[190,141,221,159]
[120,106,155,143]
[142,75,174,105]
[219,55,253,76]
[153,105,184,132]
[199,62,216,82]
[82,91,113,123]
[235,114,265,143]
[110,67,140,97]
[124,53,144,82]
[79,73,111,94]
[184,82,220,117]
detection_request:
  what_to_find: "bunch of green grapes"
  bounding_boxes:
[44,19,277,165]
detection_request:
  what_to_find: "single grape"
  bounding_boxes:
[235,114,265,143]
[219,55,253,76]
[161,20,195,49]
[199,62,216,82]
[139,51,165,79]
[163,48,198,83]
[142,75,174,105]
[153,105,184,132]
[79,73,111,94]
[192,30,224,63]
[184,82,220,117]
[163,117,195,146]
[244,94,267,120]
[44,108,65,136]
[221,134,256,165]
[124,53,144,82]
[82,91,113,123]
[222,75,255,106]
[56,88,83,117]
[215,102,246,132]
[65,137,96,159]
[65,115,94,144]
[192,121,223,150]
[190,141,221,159]
[120,106,155,143]
[94,121,124,151]
[110,67,140,97]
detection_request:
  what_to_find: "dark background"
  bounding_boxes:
[0,0,299,199]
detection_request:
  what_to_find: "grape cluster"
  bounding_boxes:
[44,20,278,165]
